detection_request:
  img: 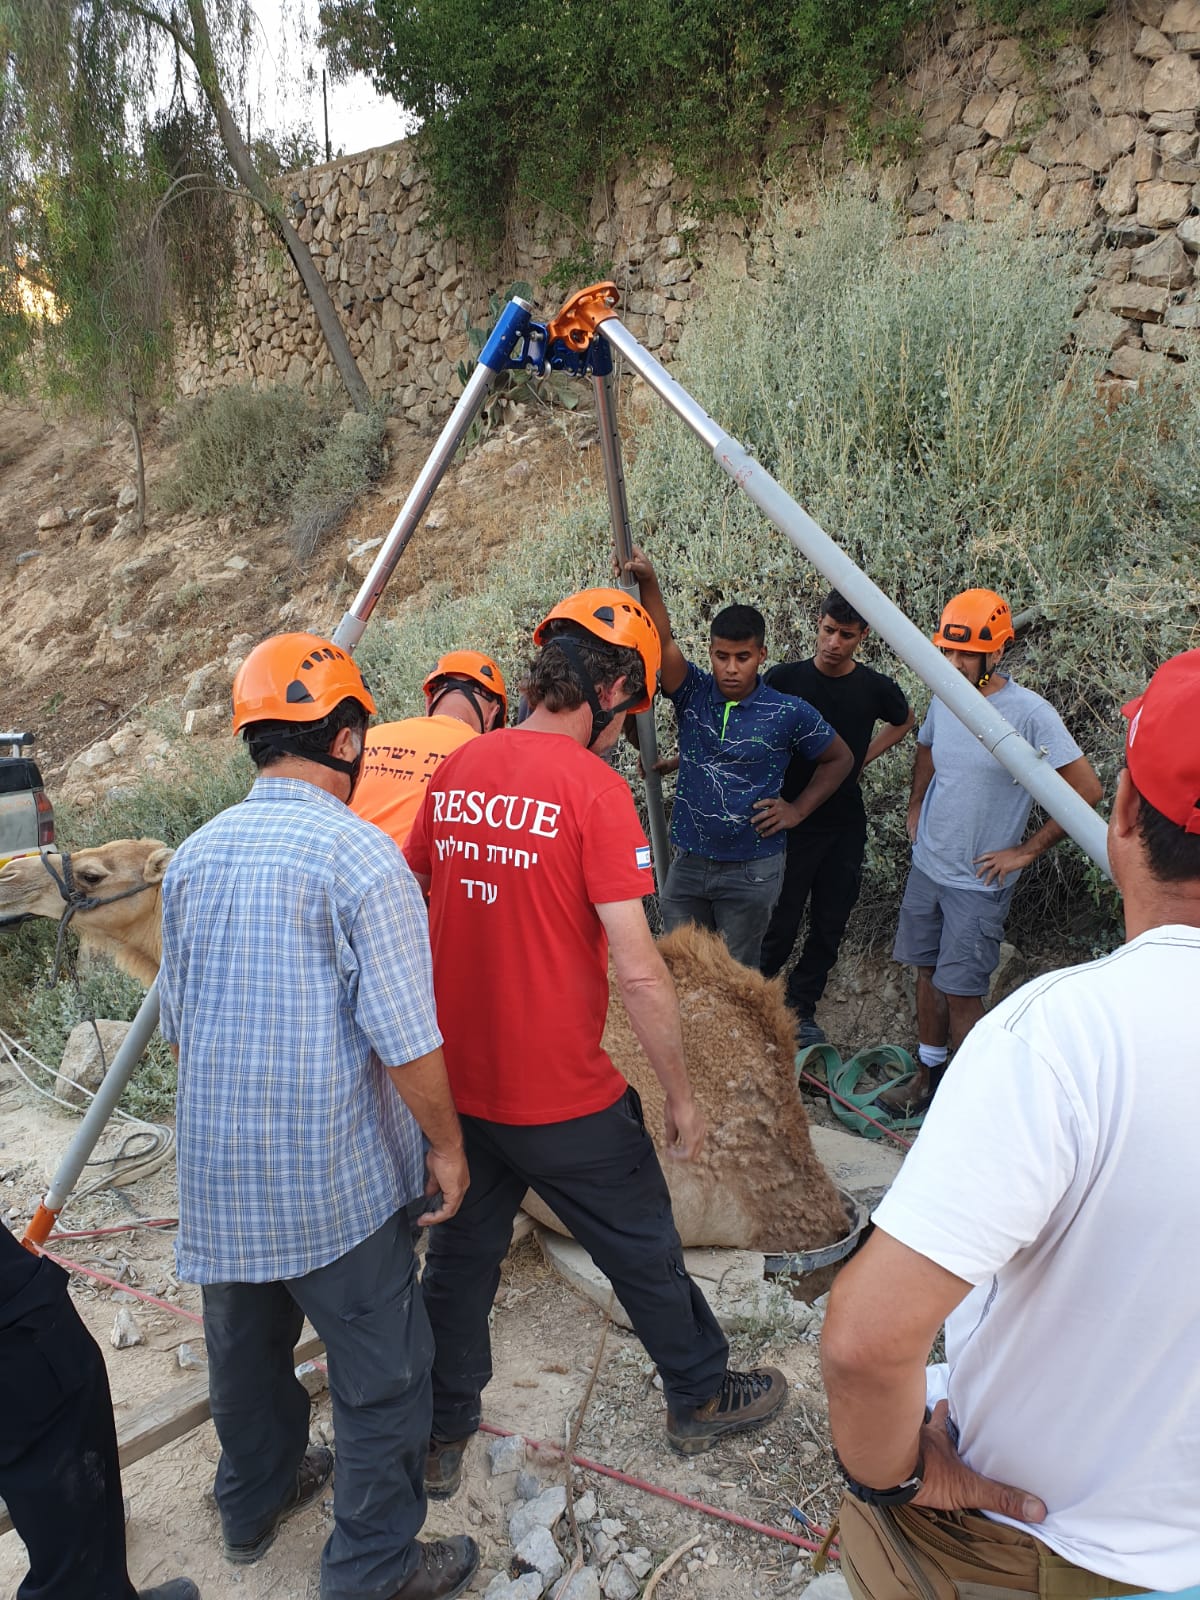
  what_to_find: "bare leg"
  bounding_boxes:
[916,968,948,1049]
[947,993,986,1051]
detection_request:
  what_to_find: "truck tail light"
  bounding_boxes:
[35,790,55,847]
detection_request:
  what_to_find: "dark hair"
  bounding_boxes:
[821,590,867,629]
[1134,781,1200,884]
[523,621,646,713]
[244,695,369,771]
[710,604,765,646]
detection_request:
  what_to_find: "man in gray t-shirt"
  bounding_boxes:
[890,589,1101,1111]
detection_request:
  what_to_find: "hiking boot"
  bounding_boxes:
[795,1016,827,1049]
[666,1366,788,1456]
[138,1583,201,1600]
[878,1068,931,1118]
[387,1536,480,1600]
[222,1445,334,1565]
[424,1435,472,1499]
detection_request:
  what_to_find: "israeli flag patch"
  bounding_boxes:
[635,845,652,871]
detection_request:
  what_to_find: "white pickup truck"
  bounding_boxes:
[0,733,55,867]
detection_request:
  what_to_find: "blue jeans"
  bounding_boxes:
[660,849,787,968]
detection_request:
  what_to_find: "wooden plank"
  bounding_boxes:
[0,1334,325,1538]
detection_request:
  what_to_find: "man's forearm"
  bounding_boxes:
[789,744,853,824]
[615,967,691,1102]
[386,1047,463,1154]
[636,573,674,650]
[909,743,934,807]
[823,1345,929,1488]
[863,716,914,768]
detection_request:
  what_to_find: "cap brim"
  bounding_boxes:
[1120,692,1144,722]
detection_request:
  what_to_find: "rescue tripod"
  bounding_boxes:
[22,280,1112,1251]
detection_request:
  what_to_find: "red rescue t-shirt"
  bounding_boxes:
[405,729,655,1124]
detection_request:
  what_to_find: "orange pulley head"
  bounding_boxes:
[546,282,621,352]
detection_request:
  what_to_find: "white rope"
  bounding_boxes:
[0,1025,175,1200]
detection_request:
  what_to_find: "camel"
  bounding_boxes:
[0,839,849,1253]
[0,842,171,986]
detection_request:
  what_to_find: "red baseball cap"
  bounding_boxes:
[1121,649,1200,836]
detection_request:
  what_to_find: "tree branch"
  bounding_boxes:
[107,0,197,65]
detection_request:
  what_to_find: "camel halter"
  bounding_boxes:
[39,849,159,987]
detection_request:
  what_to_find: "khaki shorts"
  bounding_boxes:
[836,1495,1147,1600]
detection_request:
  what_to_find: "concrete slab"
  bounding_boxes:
[538,1230,823,1335]
[809,1123,905,1194]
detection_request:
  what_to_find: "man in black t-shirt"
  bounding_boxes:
[761,591,913,1045]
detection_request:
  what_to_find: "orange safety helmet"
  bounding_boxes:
[932,589,1014,655]
[232,632,377,734]
[534,587,662,714]
[423,651,508,721]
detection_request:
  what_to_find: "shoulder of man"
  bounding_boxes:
[666,658,705,705]
[364,715,427,746]
[764,658,813,693]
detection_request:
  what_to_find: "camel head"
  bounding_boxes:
[0,839,172,987]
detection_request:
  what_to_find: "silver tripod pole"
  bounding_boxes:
[333,297,537,651]
[592,365,672,891]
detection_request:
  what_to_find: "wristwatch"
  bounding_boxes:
[835,1448,924,1507]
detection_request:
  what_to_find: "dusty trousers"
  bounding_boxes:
[837,1496,1150,1600]
[202,1209,433,1600]
[422,1088,729,1441]
[0,1260,137,1600]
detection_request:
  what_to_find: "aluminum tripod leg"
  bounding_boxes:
[592,366,671,891]
[595,317,1111,878]
[333,297,537,651]
[23,983,161,1249]
[22,297,538,1251]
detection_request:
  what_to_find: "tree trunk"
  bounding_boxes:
[127,380,146,537]
[183,0,373,413]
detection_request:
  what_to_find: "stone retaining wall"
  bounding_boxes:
[176,0,1200,420]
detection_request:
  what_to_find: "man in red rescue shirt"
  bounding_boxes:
[405,587,788,1494]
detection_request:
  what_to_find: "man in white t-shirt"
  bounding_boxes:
[820,648,1200,1600]
[890,588,1101,1111]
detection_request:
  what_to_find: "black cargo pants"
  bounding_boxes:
[0,1258,138,1600]
[422,1087,729,1442]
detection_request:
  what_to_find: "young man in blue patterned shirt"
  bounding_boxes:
[621,548,853,968]
[159,633,478,1600]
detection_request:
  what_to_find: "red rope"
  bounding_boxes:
[49,1218,179,1239]
[479,1422,839,1558]
[41,1250,203,1325]
[797,1070,915,1151]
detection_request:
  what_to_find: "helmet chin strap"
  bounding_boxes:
[252,735,364,793]
[550,636,639,749]
[427,680,492,735]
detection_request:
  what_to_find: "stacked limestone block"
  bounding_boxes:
[888,0,1200,381]
[175,1,1200,416]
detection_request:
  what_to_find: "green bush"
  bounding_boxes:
[288,408,389,559]
[320,0,1108,248]
[23,959,176,1122]
[164,385,386,557]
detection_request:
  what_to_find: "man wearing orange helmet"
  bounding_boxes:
[891,591,1101,1109]
[353,651,507,846]
[159,633,478,1600]
[404,589,788,1493]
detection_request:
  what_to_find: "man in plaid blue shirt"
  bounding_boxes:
[159,633,478,1600]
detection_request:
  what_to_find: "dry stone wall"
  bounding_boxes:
[176,0,1200,419]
